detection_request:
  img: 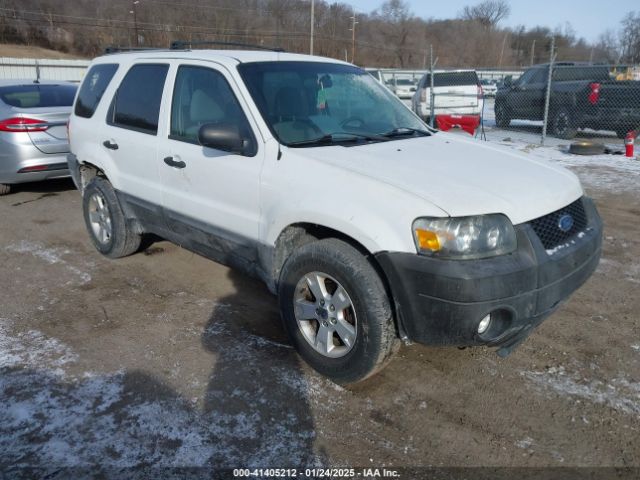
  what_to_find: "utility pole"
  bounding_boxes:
[310,0,315,55]
[349,12,358,64]
[498,33,508,67]
[541,36,557,146]
[130,0,140,47]
[530,39,536,65]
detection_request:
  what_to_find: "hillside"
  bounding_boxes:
[0,44,85,59]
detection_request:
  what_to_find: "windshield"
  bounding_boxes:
[238,61,428,146]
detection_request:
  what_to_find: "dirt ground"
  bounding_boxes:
[0,148,639,477]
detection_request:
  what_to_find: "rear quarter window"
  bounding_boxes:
[74,64,119,118]
[0,84,77,108]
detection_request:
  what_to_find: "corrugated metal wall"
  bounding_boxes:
[0,58,90,82]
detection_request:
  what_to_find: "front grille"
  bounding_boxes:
[529,198,588,250]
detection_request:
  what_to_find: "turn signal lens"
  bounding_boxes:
[415,228,441,252]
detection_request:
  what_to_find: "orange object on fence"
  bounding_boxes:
[436,114,481,136]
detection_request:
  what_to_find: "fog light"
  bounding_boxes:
[478,314,491,334]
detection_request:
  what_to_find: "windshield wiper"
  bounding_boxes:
[287,132,389,148]
[382,127,432,138]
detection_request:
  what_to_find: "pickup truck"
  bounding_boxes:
[495,63,640,139]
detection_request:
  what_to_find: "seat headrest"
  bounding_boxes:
[190,89,224,124]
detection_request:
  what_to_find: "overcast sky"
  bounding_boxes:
[347,0,630,43]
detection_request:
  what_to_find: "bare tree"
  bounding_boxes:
[620,11,640,63]
[461,0,510,29]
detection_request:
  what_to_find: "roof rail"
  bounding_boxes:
[169,40,284,53]
[104,46,165,55]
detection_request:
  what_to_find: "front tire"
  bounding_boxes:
[82,177,141,258]
[0,184,11,196]
[278,238,399,384]
[494,102,511,128]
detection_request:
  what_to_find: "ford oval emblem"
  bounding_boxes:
[558,214,574,232]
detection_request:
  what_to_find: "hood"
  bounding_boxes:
[296,133,583,225]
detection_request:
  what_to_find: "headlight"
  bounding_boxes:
[412,214,517,259]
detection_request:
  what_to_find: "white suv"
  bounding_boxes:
[68,47,602,384]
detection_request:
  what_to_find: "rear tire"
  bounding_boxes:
[278,238,399,384]
[0,184,10,196]
[82,177,141,259]
[551,108,577,139]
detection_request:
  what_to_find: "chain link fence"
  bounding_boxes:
[374,41,640,147]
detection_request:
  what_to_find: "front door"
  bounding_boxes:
[158,62,264,270]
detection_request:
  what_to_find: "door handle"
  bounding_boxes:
[102,140,119,150]
[163,156,186,169]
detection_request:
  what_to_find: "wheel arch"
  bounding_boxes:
[77,161,108,193]
[270,222,405,340]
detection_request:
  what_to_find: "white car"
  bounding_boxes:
[387,78,417,99]
[68,47,602,384]
[412,70,484,120]
[481,79,498,97]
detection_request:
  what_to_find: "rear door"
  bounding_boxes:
[101,62,170,219]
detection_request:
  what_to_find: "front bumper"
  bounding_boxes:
[376,197,602,355]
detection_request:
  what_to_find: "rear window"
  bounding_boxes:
[0,83,77,109]
[75,63,119,118]
[422,71,479,88]
[107,63,169,135]
[552,67,611,82]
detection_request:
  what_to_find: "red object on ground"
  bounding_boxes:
[588,83,601,105]
[625,131,636,158]
[436,114,481,136]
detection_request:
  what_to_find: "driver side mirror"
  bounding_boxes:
[503,76,513,88]
[198,123,255,157]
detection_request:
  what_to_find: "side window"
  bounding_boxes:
[108,64,169,135]
[170,65,253,147]
[517,69,536,86]
[74,64,118,118]
[531,68,549,84]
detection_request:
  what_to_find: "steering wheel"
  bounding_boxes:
[340,116,366,130]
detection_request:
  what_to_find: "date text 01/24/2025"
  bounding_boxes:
[232,468,401,478]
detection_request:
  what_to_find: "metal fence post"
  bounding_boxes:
[429,44,436,128]
[541,36,556,146]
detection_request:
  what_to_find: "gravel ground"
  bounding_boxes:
[0,140,639,478]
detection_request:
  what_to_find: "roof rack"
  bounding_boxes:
[104,46,165,55]
[169,40,284,53]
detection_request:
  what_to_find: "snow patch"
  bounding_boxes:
[521,367,640,417]
[0,318,78,371]
[0,316,328,469]
[5,241,92,285]
[515,436,534,449]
